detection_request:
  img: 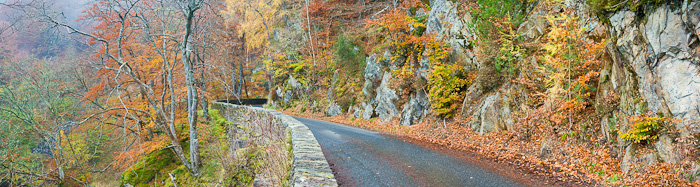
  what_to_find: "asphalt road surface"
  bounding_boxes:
[295,117,525,187]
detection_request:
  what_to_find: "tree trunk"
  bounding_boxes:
[170,137,195,174]
[181,0,201,177]
[231,70,239,100]
[239,61,244,97]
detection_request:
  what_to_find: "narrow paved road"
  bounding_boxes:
[295,117,524,187]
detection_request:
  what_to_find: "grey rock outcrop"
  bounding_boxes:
[287,75,302,90]
[362,54,382,105]
[284,90,292,104]
[360,54,383,120]
[364,54,383,84]
[374,72,399,122]
[360,52,405,122]
[645,5,694,59]
[328,70,339,103]
[604,3,700,174]
[276,87,283,99]
[400,90,429,126]
[517,11,548,43]
[384,51,403,71]
[469,89,514,134]
[426,0,477,66]
[684,1,700,36]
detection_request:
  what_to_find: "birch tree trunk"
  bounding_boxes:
[180,0,202,177]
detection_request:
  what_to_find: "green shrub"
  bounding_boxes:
[334,35,366,77]
[470,0,529,91]
[495,22,524,75]
[428,63,469,118]
[471,0,529,41]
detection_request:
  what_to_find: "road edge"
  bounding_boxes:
[212,101,338,186]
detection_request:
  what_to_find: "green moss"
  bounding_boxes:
[286,131,293,159]
[208,108,229,149]
[588,0,668,19]
[120,145,183,186]
[121,108,231,186]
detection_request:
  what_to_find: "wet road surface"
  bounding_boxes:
[295,117,524,187]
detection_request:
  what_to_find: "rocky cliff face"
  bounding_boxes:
[609,3,700,129]
[603,1,700,171]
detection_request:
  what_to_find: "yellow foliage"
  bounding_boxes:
[621,113,668,144]
[223,0,286,49]
[428,63,469,118]
[537,12,604,126]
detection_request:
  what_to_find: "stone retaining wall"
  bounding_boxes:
[212,101,337,186]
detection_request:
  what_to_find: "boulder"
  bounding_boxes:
[476,94,499,134]
[469,89,514,134]
[655,135,677,164]
[362,103,374,120]
[283,90,292,104]
[374,72,399,122]
[353,106,363,119]
[622,144,637,174]
[326,102,342,117]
